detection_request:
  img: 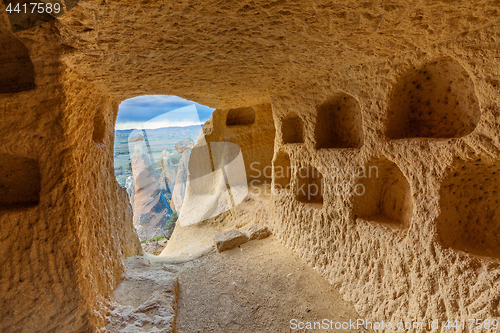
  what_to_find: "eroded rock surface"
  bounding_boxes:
[105,257,178,333]
[245,223,271,241]
[215,230,249,252]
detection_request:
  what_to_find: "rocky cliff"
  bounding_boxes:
[129,132,174,240]
[171,138,193,212]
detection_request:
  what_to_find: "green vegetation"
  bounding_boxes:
[161,211,179,240]
[139,211,179,244]
[140,236,166,244]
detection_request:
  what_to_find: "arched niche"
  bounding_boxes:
[386,57,480,140]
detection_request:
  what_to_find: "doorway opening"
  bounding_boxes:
[114,95,215,254]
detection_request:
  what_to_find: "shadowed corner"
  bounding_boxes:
[0,30,35,93]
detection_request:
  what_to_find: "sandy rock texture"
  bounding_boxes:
[215,230,248,252]
[105,256,178,333]
[54,0,500,109]
[271,49,500,329]
[176,236,368,333]
[3,0,500,331]
[0,13,141,333]
[245,223,271,241]
[203,103,276,186]
[161,183,273,259]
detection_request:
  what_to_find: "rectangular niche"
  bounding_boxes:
[353,157,413,230]
[273,150,291,191]
[281,112,304,144]
[295,164,323,206]
[437,159,500,259]
[0,34,36,93]
[93,110,106,144]
[226,107,256,126]
[0,154,41,210]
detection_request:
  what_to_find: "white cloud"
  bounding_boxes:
[115,105,203,130]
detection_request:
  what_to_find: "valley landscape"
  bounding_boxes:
[114,125,202,186]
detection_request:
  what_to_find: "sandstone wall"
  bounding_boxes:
[270,27,500,329]
[62,68,143,331]
[0,19,141,332]
[204,103,276,186]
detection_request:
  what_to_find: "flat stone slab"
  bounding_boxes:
[215,230,248,252]
[245,223,271,241]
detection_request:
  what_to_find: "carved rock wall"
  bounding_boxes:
[0,22,141,332]
[3,0,500,331]
[270,35,500,328]
[204,103,276,186]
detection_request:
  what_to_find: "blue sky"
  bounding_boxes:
[116,95,215,130]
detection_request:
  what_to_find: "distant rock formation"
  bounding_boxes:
[129,133,173,240]
[175,138,194,153]
[171,139,192,212]
[125,175,134,207]
[160,151,176,202]
[128,130,145,142]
